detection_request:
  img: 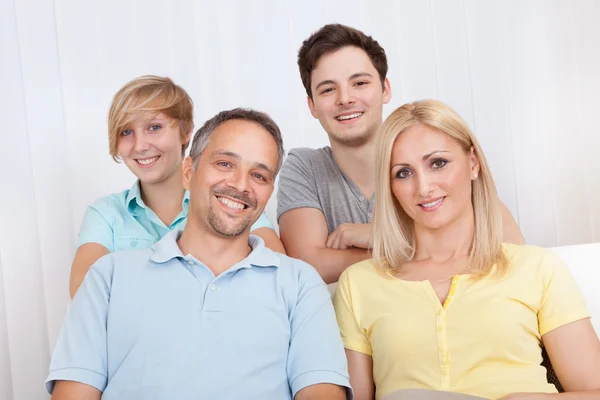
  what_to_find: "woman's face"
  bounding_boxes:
[116,113,188,185]
[389,124,480,231]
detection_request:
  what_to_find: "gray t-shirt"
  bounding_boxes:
[277,147,374,234]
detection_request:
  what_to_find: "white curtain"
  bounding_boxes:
[1,0,599,398]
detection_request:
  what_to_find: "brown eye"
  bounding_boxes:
[396,168,412,179]
[431,159,447,169]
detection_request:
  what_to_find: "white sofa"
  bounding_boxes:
[549,243,600,335]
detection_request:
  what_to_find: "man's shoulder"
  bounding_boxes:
[285,146,334,167]
[271,251,326,287]
[90,247,154,278]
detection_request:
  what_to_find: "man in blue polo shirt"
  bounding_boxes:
[46,108,352,400]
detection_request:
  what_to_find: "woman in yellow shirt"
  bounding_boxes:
[333,99,600,400]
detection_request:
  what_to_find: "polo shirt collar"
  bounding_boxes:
[150,230,280,270]
[126,180,144,215]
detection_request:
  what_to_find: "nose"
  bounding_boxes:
[134,132,150,153]
[226,168,251,194]
[417,172,435,198]
[336,86,356,106]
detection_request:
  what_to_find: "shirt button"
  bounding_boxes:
[437,325,444,331]
[367,213,372,217]
[187,260,194,265]
[211,284,217,291]
[359,196,364,201]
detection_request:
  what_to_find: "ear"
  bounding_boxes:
[182,156,194,191]
[307,96,319,119]
[470,146,481,180]
[382,78,392,104]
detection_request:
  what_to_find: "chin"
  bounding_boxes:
[416,216,453,231]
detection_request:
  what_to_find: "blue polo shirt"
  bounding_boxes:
[77,181,274,252]
[46,230,352,399]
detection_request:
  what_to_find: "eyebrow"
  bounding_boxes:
[211,150,275,175]
[423,150,449,161]
[391,150,450,168]
[314,72,374,91]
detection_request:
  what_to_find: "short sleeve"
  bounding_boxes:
[250,212,274,231]
[333,270,372,355]
[77,205,115,252]
[538,250,590,335]
[45,255,113,394]
[287,261,352,398]
[276,149,322,220]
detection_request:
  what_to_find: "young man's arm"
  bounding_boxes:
[279,208,370,284]
[500,202,526,244]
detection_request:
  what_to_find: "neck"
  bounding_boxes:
[177,220,252,277]
[413,207,475,262]
[140,166,186,219]
[329,139,377,199]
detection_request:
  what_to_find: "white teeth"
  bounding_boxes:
[421,198,443,208]
[137,156,159,165]
[336,112,363,121]
[218,197,245,210]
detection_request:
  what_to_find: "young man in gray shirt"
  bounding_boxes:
[277,24,525,286]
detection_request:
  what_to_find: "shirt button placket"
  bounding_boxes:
[436,309,451,389]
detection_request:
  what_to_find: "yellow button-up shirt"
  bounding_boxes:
[333,244,590,400]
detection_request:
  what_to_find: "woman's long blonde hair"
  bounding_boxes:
[372,99,507,277]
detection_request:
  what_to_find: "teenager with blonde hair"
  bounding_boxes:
[334,99,600,399]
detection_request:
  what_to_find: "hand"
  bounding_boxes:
[326,223,371,250]
[498,393,554,400]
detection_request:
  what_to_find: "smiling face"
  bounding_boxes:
[389,124,480,231]
[183,119,278,237]
[116,112,188,185]
[307,46,391,147]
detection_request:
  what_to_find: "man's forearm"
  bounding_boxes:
[296,247,370,284]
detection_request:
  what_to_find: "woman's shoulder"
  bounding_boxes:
[341,258,390,285]
[501,242,564,275]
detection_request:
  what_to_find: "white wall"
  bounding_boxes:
[1,0,599,398]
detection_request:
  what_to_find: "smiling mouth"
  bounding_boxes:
[136,156,160,166]
[418,197,445,210]
[335,112,363,121]
[216,196,248,210]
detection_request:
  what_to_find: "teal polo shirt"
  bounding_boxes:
[77,181,274,252]
[46,231,352,399]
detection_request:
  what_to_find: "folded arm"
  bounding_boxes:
[279,208,370,284]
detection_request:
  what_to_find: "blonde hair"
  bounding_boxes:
[108,75,194,161]
[372,99,507,278]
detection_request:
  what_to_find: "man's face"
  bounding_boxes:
[308,46,391,147]
[183,120,278,237]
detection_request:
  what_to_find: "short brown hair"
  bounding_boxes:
[297,24,388,98]
[108,75,194,161]
[190,108,285,174]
